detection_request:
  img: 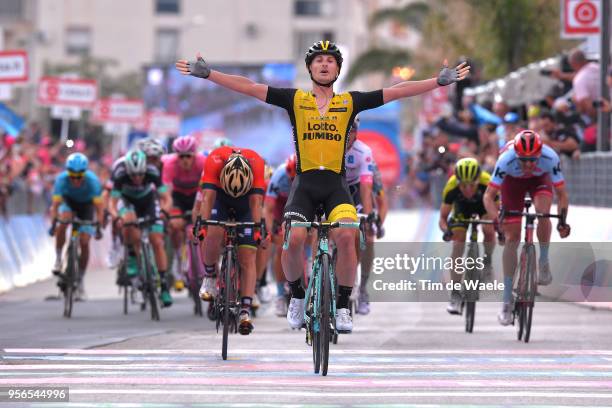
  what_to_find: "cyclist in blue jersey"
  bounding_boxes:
[50,153,104,300]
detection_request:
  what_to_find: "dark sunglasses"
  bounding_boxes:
[179,154,193,159]
[68,171,85,179]
[518,157,538,163]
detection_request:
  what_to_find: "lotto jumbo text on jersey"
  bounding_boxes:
[266,87,384,174]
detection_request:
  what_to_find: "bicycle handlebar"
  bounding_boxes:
[123,216,161,228]
[49,217,99,236]
[192,217,267,244]
[445,218,504,244]
[282,219,364,251]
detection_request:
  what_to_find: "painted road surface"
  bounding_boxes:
[1,209,612,407]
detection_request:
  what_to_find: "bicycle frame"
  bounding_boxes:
[501,198,561,343]
[446,217,497,333]
[171,211,204,315]
[123,217,160,321]
[52,217,97,318]
[284,218,364,376]
[195,218,259,360]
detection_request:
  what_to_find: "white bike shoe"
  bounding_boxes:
[275,296,288,317]
[497,302,513,326]
[446,290,463,315]
[537,261,553,286]
[199,276,217,301]
[287,297,305,329]
[336,308,353,333]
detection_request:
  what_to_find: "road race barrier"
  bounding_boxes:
[562,152,612,207]
[0,214,111,294]
[0,214,54,293]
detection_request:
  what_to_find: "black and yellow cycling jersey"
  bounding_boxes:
[266,88,383,174]
[442,171,495,221]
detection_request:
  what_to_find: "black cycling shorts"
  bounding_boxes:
[451,201,487,228]
[61,196,95,222]
[118,194,164,233]
[284,170,357,222]
[172,191,196,214]
[211,190,257,248]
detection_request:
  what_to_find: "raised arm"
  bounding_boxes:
[175,53,269,102]
[383,61,470,104]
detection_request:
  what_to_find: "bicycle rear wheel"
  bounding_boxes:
[188,243,203,317]
[523,244,537,343]
[320,253,331,376]
[465,301,476,333]
[63,243,78,318]
[464,243,479,333]
[118,259,128,315]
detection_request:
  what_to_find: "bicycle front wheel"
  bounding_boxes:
[523,244,537,343]
[63,242,78,318]
[143,244,160,321]
[221,250,234,361]
[320,253,332,376]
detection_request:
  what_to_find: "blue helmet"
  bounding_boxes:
[213,137,233,148]
[66,153,88,173]
[503,112,520,124]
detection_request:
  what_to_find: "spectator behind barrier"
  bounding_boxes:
[538,111,580,160]
[568,49,600,123]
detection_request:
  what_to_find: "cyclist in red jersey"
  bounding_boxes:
[197,146,265,335]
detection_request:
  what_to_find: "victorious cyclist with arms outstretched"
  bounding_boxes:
[176,41,469,332]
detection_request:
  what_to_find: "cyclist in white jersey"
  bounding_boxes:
[345,116,377,314]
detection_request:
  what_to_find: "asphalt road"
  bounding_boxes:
[1,261,612,407]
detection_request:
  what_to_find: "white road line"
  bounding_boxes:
[5,348,612,356]
[65,389,612,399]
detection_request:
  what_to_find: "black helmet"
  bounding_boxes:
[305,40,343,69]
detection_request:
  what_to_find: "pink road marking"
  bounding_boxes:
[2,377,612,388]
[1,363,612,371]
[4,348,612,356]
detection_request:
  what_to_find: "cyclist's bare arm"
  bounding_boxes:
[94,199,105,224]
[383,78,439,103]
[159,189,172,214]
[554,184,569,215]
[383,61,469,103]
[249,194,263,226]
[199,189,216,220]
[439,203,452,232]
[483,186,500,220]
[191,195,202,223]
[359,182,373,215]
[109,196,119,219]
[376,193,388,223]
[263,199,276,234]
[175,54,268,102]
[49,199,61,220]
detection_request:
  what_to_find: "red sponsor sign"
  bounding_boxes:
[147,112,181,134]
[0,50,28,83]
[37,77,98,108]
[92,99,145,123]
[562,0,601,37]
[359,130,402,186]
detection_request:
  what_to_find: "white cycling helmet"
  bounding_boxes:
[220,152,253,198]
[138,138,166,158]
[124,149,148,176]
